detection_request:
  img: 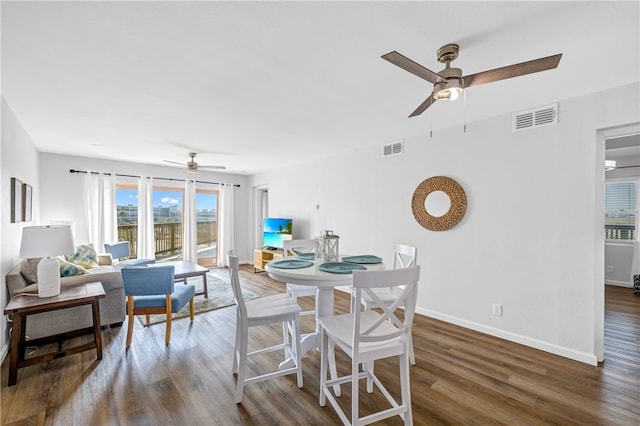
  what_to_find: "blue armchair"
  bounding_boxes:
[104,241,155,267]
[121,265,195,347]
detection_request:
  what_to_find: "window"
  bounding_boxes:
[116,183,219,265]
[153,188,184,261]
[116,183,139,256]
[605,180,638,241]
[195,190,218,267]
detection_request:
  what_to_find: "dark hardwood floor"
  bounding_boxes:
[2,267,638,425]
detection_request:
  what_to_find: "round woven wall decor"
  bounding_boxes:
[411,176,467,231]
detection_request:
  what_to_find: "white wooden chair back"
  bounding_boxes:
[392,244,417,269]
[227,252,248,321]
[351,266,420,350]
[283,239,316,257]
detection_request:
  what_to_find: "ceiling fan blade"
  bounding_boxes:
[409,93,436,117]
[382,51,444,84]
[163,160,186,166]
[199,165,226,170]
[463,53,562,88]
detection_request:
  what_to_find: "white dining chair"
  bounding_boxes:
[354,243,418,365]
[282,239,317,317]
[319,265,421,426]
[227,252,303,403]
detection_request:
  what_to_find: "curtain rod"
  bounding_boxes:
[69,169,240,187]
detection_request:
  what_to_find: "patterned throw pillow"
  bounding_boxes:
[58,257,88,277]
[65,244,99,269]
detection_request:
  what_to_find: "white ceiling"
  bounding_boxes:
[2,1,639,175]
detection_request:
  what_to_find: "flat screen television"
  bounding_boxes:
[262,218,292,250]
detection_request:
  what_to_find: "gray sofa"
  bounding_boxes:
[5,257,126,340]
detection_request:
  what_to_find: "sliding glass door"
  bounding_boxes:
[153,188,184,261]
[195,190,218,267]
[115,183,218,266]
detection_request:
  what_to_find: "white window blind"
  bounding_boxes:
[605,181,638,241]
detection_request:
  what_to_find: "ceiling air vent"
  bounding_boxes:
[512,103,558,132]
[383,140,403,157]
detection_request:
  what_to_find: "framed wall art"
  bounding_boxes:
[22,183,33,222]
[10,178,23,223]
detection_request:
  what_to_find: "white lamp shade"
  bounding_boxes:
[19,225,75,258]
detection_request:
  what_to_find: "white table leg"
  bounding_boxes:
[279,286,336,370]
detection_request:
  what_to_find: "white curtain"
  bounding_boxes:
[83,172,116,250]
[183,179,198,263]
[217,183,235,267]
[137,176,155,259]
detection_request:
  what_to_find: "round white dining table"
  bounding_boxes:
[265,256,386,358]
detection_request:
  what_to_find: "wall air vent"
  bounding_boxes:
[383,140,403,157]
[512,103,558,132]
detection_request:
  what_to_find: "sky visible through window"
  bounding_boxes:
[116,189,216,210]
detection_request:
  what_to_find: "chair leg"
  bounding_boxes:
[189,298,195,321]
[165,295,172,346]
[328,340,341,397]
[293,315,303,388]
[408,329,416,365]
[366,360,375,393]
[235,326,248,403]
[352,356,359,426]
[319,330,328,407]
[145,314,150,325]
[282,320,290,349]
[232,311,240,374]
[126,296,134,348]
[400,352,413,425]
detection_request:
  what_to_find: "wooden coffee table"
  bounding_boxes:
[151,261,209,298]
[3,282,105,386]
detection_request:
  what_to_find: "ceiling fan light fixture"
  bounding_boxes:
[433,80,463,101]
[605,160,617,171]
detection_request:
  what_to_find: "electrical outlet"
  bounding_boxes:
[606,265,614,273]
[492,304,503,316]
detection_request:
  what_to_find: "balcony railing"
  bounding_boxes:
[118,221,217,258]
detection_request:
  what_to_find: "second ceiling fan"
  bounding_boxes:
[382,43,562,117]
[164,152,226,173]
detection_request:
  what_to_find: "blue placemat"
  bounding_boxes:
[319,262,367,274]
[341,255,383,264]
[297,253,315,260]
[270,259,314,269]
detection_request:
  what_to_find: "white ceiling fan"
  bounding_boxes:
[164,152,226,173]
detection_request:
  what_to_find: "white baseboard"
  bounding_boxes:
[330,288,599,366]
[416,307,598,366]
[605,280,632,288]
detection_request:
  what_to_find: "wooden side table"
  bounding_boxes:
[3,282,105,386]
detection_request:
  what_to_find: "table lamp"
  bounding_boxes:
[19,225,75,298]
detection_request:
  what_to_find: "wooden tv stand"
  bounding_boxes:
[253,248,284,273]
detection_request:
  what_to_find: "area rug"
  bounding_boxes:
[137,274,258,326]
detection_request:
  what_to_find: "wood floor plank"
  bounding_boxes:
[1,269,638,425]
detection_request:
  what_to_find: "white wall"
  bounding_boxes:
[605,242,637,285]
[248,82,640,365]
[1,97,41,361]
[38,153,252,262]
